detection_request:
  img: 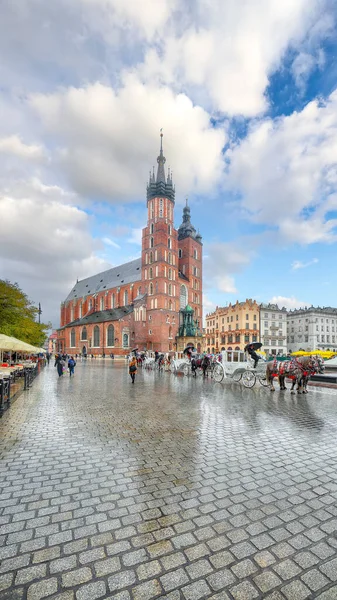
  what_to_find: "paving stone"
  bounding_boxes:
[253,550,276,567]
[281,580,311,600]
[137,560,162,581]
[301,568,330,592]
[182,579,211,600]
[76,581,106,600]
[0,573,14,591]
[160,568,189,592]
[316,586,337,599]
[15,565,47,585]
[27,577,58,600]
[160,552,187,570]
[186,558,213,579]
[231,559,258,579]
[207,568,236,590]
[320,557,337,580]
[50,556,77,574]
[253,571,282,593]
[131,579,162,600]
[94,556,121,577]
[147,540,174,558]
[108,570,136,592]
[62,568,93,588]
[293,551,320,569]
[184,543,209,561]
[229,580,259,600]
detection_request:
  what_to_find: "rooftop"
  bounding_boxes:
[64,258,141,303]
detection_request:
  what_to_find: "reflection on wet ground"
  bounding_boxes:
[1,361,337,600]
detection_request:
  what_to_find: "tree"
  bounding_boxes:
[0,280,50,347]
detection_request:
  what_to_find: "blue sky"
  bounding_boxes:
[0,0,336,328]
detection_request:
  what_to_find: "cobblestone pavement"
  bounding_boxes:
[1,361,337,600]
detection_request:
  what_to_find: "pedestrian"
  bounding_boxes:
[68,356,76,377]
[54,354,64,377]
[129,356,137,384]
[46,353,50,365]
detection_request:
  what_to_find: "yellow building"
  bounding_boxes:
[204,299,260,353]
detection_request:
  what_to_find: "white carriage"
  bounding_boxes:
[213,350,268,388]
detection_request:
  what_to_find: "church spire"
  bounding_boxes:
[147,131,175,203]
[156,130,166,183]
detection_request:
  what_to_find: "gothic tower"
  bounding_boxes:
[141,133,179,351]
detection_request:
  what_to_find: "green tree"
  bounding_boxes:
[0,280,50,347]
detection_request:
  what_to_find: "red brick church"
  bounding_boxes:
[57,134,203,355]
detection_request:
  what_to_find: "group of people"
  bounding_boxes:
[54,354,76,377]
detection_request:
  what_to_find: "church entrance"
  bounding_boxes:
[82,345,87,356]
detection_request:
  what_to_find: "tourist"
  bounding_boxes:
[68,356,76,377]
[54,354,64,377]
[129,356,137,384]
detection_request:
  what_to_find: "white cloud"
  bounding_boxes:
[31,77,226,202]
[102,237,121,249]
[204,242,251,294]
[0,184,109,327]
[140,0,330,116]
[269,295,312,310]
[127,228,143,245]
[291,258,318,270]
[0,135,45,160]
[226,89,337,243]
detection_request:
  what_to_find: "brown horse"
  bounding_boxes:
[266,356,323,393]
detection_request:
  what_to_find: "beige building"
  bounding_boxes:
[205,299,260,353]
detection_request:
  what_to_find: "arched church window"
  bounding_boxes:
[180,285,187,309]
[150,223,154,234]
[194,249,198,259]
[81,327,87,341]
[88,299,92,310]
[159,199,163,217]
[100,297,104,311]
[149,283,153,295]
[70,328,76,347]
[168,252,172,264]
[123,333,129,348]
[150,237,154,248]
[79,302,82,318]
[93,326,100,347]
[168,268,172,280]
[168,224,171,235]
[111,293,115,309]
[124,290,128,305]
[107,325,114,346]
[168,284,172,296]
[150,252,153,264]
[168,238,171,249]
[178,249,182,258]
[149,267,153,279]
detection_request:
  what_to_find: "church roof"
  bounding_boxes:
[178,200,202,242]
[65,258,141,303]
[59,306,134,329]
[147,133,175,203]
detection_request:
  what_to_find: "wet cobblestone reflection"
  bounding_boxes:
[1,361,337,600]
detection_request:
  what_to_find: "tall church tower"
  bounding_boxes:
[141,133,203,352]
[141,133,179,351]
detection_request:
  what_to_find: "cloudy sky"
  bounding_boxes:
[1,0,337,329]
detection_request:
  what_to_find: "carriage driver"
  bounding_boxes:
[245,344,260,369]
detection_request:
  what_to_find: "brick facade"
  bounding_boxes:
[57,136,203,355]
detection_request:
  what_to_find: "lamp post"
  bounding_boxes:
[38,303,42,324]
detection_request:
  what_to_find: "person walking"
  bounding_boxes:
[68,356,76,377]
[129,356,137,384]
[54,354,64,377]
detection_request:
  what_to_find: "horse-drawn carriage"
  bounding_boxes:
[212,350,269,387]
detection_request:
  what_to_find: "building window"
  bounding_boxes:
[111,294,115,309]
[150,202,154,218]
[193,249,197,259]
[246,314,249,320]
[168,268,172,280]
[100,297,104,311]
[79,303,82,319]
[107,325,114,346]
[168,238,171,249]
[246,323,249,329]
[70,328,76,347]
[124,290,128,305]
[253,324,257,330]
[150,237,154,248]
[149,283,153,295]
[149,329,152,335]
[168,283,172,296]
[93,326,100,347]
[254,314,257,321]
[150,223,154,234]
[149,267,153,279]
[81,327,87,341]
[244,335,249,342]
[168,224,171,235]
[88,299,92,311]
[159,198,163,217]
[123,333,129,347]
[178,248,182,258]
[168,252,172,264]
[252,335,257,342]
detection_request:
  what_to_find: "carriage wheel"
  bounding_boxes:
[232,371,242,382]
[196,367,204,376]
[258,375,269,387]
[242,371,256,388]
[213,364,224,383]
